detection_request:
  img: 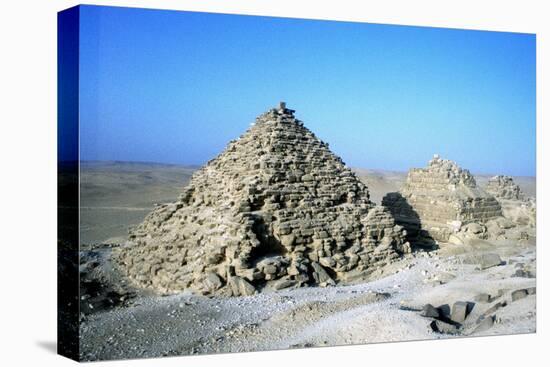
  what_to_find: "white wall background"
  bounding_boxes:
[0,1,547,366]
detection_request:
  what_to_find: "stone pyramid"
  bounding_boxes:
[486,175,524,201]
[115,103,409,296]
[382,154,502,242]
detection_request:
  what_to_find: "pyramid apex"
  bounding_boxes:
[275,101,295,116]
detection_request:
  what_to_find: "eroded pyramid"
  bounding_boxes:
[115,103,409,296]
[486,175,524,201]
[382,154,503,242]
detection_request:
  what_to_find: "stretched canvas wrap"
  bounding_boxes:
[57,4,537,362]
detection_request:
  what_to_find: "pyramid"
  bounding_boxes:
[382,155,503,242]
[115,103,410,296]
[486,175,524,201]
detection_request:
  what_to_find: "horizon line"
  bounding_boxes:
[73,159,537,178]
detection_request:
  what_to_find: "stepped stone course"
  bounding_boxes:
[115,103,410,296]
[486,175,524,201]
[382,155,503,242]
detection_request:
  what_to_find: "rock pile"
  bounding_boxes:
[485,176,535,229]
[486,175,524,200]
[115,103,410,295]
[382,155,503,242]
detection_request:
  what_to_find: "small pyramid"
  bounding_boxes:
[115,103,409,295]
[486,175,524,201]
[383,155,502,242]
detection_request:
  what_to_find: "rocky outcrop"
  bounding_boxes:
[382,155,503,242]
[115,103,409,295]
[486,175,524,200]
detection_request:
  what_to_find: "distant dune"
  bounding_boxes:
[79,161,197,244]
[353,168,407,205]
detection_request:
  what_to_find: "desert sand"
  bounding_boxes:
[79,161,196,246]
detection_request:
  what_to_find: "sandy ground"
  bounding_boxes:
[77,162,536,361]
[79,162,196,245]
[79,239,535,361]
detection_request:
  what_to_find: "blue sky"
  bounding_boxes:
[77,5,536,176]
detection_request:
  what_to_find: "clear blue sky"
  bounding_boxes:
[77,5,536,176]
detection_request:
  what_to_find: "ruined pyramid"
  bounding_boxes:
[486,175,524,201]
[382,154,503,242]
[115,103,410,296]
